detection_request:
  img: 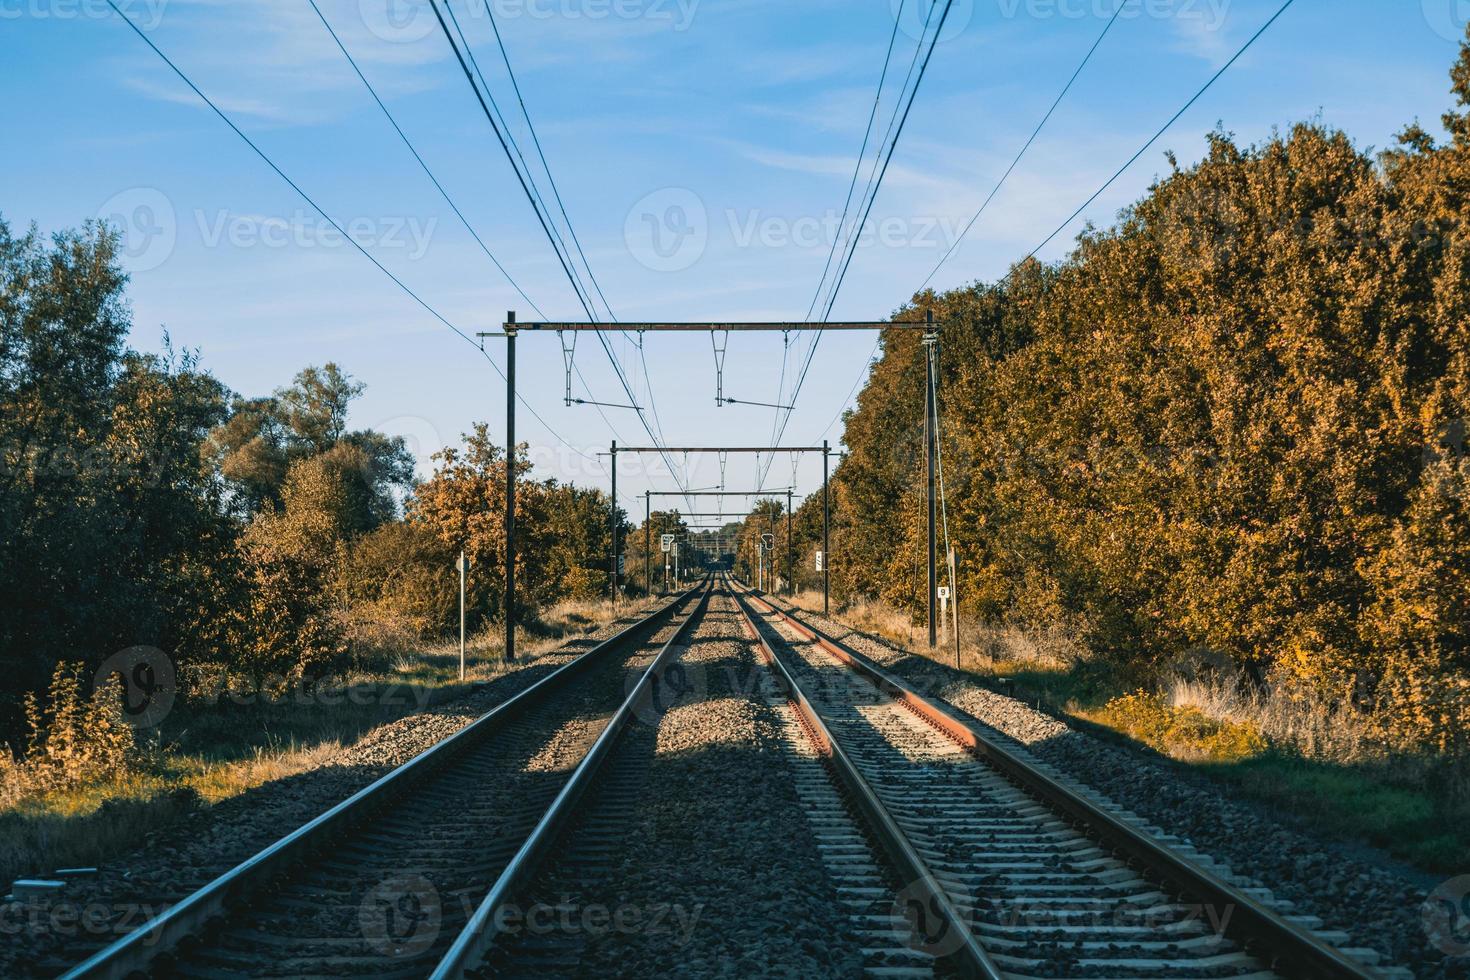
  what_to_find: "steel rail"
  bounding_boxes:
[430,577,715,978]
[61,584,706,980]
[734,582,1382,980]
[726,577,1002,979]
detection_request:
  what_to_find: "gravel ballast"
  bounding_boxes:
[518,593,866,978]
[1,600,663,978]
[768,595,1460,980]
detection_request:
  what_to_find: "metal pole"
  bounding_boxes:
[925,310,937,650]
[645,492,651,597]
[768,512,775,592]
[505,312,517,663]
[950,545,961,669]
[610,441,617,609]
[458,550,467,681]
[822,440,830,617]
[786,490,793,597]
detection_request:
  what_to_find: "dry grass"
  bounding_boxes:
[0,596,638,889]
[1095,690,1268,763]
[1166,675,1376,764]
[791,591,1470,873]
[789,591,1082,671]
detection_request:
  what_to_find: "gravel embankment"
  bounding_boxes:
[571,594,865,978]
[1,600,661,979]
[771,597,1461,980]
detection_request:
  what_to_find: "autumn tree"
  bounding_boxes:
[0,219,231,739]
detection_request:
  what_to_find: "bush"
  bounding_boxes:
[2,663,136,803]
[1098,690,1268,763]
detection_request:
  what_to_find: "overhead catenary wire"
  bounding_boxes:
[477,0,615,323]
[428,0,694,510]
[100,0,596,466]
[917,0,1131,293]
[766,0,939,474]
[759,0,954,489]
[443,0,685,497]
[305,0,545,321]
[448,0,681,475]
[814,0,943,325]
[801,0,907,327]
[815,0,1298,448]
[1008,0,1300,278]
[437,0,597,320]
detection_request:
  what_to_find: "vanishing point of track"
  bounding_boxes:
[61,575,1392,980]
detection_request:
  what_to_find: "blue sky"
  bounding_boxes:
[3,0,1463,513]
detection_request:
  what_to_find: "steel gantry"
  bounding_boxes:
[612,449,821,605]
[479,313,940,656]
[642,490,795,598]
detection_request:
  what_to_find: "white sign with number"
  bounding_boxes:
[937,586,951,600]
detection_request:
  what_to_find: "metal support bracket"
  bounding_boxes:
[711,329,729,406]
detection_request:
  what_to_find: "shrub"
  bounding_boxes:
[1,663,136,803]
[1098,690,1267,763]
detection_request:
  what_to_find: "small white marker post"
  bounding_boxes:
[456,551,469,681]
[938,585,951,645]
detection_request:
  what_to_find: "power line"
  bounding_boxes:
[102,0,594,465]
[428,0,600,321]
[470,0,678,457]
[760,0,955,486]
[427,0,694,508]
[769,0,906,458]
[917,0,1130,293]
[305,0,545,320]
[437,0,596,320]
[814,0,1297,449]
[760,0,947,490]
[1013,0,1299,274]
[478,0,615,323]
[802,2,906,325]
[816,0,942,323]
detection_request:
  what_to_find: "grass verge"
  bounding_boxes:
[0,598,635,890]
[789,591,1469,877]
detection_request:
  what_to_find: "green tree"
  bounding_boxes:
[0,218,230,739]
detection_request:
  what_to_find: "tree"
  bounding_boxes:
[205,363,408,518]
[0,218,231,739]
[807,34,1470,750]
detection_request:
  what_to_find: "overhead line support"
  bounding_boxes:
[923,310,938,649]
[476,312,519,662]
[505,322,931,332]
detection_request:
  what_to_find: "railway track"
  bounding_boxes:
[61,580,711,980]
[55,574,1401,979]
[725,575,1392,980]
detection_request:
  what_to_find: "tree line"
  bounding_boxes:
[769,34,1470,755]
[0,219,622,744]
